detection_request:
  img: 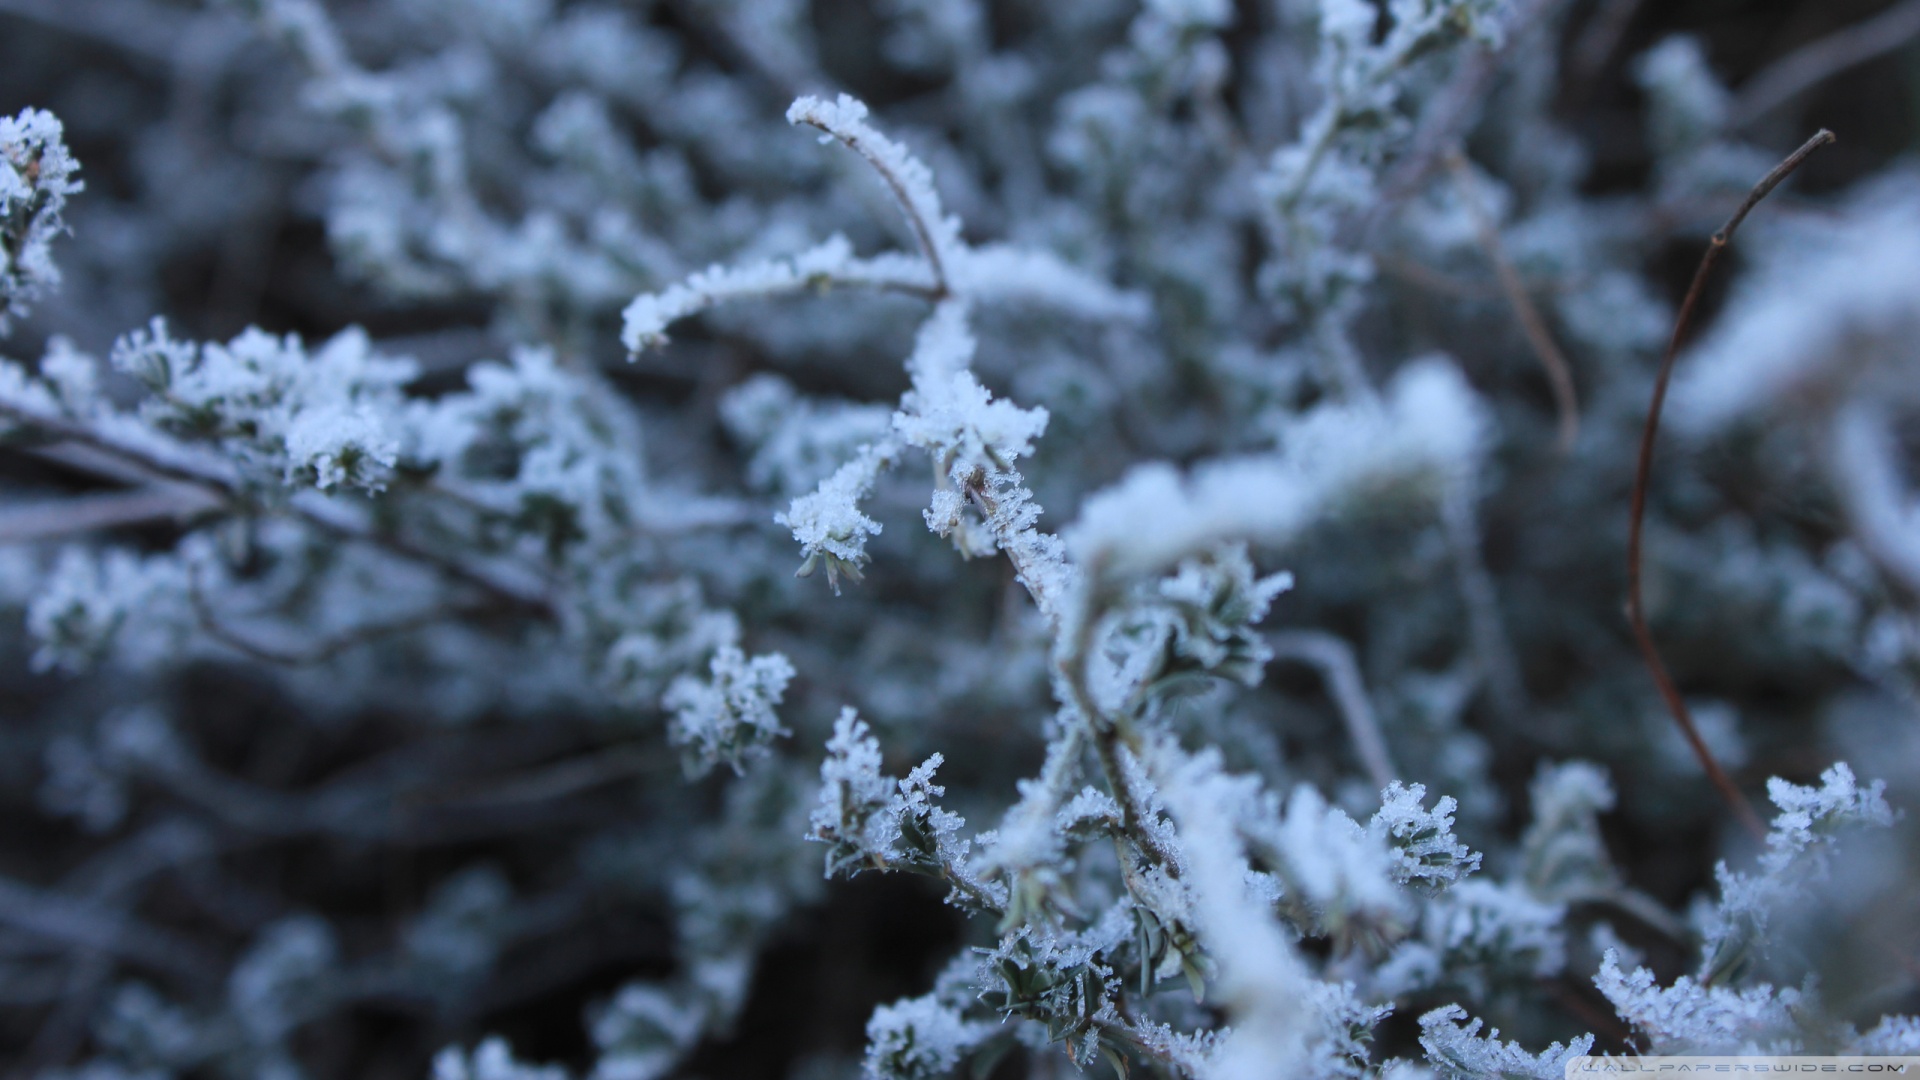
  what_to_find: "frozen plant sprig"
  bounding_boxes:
[785,93,965,293]
[1594,948,1814,1056]
[0,107,82,335]
[1417,1004,1594,1080]
[1103,544,1296,703]
[1153,743,1318,1079]
[807,709,1006,914]
[863,993,995,1080]
[626,95,1127,595]
[621,235,934,352]
[1695,762,1896,986]
[1370,782,1482,894]
[1517,761,1620,901]
[113,319,414,495]
[663,646,798,777]
[1257,0,1507,393]
[1593,763,1911,1056]
[892,299,1049,477]
[1759,761,1896,872]
[622,94,1140,355]
[775,441,896,594]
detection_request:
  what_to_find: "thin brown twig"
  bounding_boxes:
[1628,129,1835,844]
[1446,147,1580,451]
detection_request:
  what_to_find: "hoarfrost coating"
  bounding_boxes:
[1,0,1919,1078]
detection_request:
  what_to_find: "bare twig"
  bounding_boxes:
[0,398,556,617]
[0,485,221,542]
[1628,129,1835,843]
[1446,147,1580,451]
[1733,0,1920,129]
[1268,630,1397,793]
[187,562,504,666]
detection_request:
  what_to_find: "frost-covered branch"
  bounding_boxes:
[787,94,962,296]
[621,236,935,352]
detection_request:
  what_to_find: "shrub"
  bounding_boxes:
[1,1,1917,1077]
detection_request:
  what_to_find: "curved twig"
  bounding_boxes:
[1627,129,1835,843]
[788,97,957,298]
